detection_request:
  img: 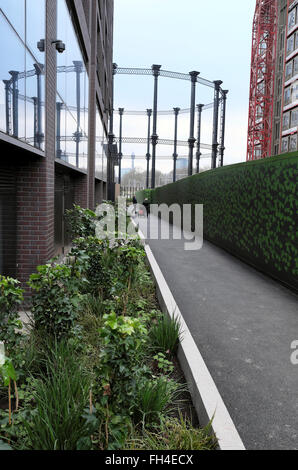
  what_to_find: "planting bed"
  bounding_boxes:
[0,205,216,451]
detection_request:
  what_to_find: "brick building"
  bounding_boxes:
[0,0,114,286]
[248,0,298,159]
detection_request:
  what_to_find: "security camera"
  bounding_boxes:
[55,41,65,53]
[37,39,45,52]
[51,40,66,53]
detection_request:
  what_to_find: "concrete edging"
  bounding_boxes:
[132,218,245,450]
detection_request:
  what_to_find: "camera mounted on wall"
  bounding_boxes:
[37,39,66,53]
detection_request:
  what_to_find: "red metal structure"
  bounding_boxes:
[247,0,278,161]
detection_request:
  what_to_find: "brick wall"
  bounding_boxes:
[15,0,57,289]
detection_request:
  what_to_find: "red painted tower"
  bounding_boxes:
[247,0,278,161]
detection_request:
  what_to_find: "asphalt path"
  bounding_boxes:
[137,215,298,450]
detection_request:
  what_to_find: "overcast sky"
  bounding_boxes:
[113,0,256,173]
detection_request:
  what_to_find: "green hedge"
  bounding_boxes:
[137,153,298,291]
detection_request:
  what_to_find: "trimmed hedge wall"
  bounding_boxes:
[137,153,298,291]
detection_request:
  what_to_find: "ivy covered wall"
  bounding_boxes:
[137,153,298,291]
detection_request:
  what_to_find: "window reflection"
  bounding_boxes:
[56,0,89,170]
[0,3,45,150]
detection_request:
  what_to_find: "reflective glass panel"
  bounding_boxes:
[291,107,298,127]
[57,0,89,170]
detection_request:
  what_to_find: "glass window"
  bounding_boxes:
[26,0,45,62]
[0,11,25,138]
[286,61,293,81]
[254,147,262,159]
[96,108,104,180]
[57,0,89,170]
[0,4,45,150]
[281,136,289,153]
[284,86,291,106]
[287,35,295,56]
[0,0,25,39]
[291,107,298,127]
[288,9,296,31]
[294,56,298,76]
[292,80,298,102]
[283,111,290,130]
[289,133,297,151]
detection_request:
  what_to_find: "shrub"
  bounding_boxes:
[24,341,91,450]
[0,276,24,359]
[28,263,81,338]
[99,312,149,408]
[150,314,182,355]
[65,204,97,239]
[69,237,114,298]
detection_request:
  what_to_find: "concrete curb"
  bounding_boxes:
[132,218,245,450]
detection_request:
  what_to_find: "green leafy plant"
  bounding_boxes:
[153,353,174,374]
[99,312,148,408]
[0,348,18,427]
[69,237,114,298]
[28,263,81,338]
[150,314,182,355]
[65,204,97,239]
[0,276,24,359]
[23,341,92,450]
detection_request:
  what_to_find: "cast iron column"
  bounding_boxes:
[107,63,117,201]
[33,97,38,147]
[73,61,83,167]
[211,80,223,169]
[151,64,161,189]
[219,90,228,167]
[3,80,11,135]
[56,102,62,158]
[10,71,19,138]
[34,63,44,148]
[173,107,180,182]
[188,71,200,176]
[118,108,124,184]
[196,104,203,174]
[146,109,152,189]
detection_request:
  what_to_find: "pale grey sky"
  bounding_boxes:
[113,0,256,173]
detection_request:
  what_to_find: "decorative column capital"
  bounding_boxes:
[173,107,180,115]
[188,137,196,147]
[118,108,124,116]
[73,60,83,73]
[152,64,162,77]
[197,104,204,112]
[214,80,223,90]
[147,109,152,117]
[189,71,200,82]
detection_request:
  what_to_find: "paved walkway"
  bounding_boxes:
[137,214,298,450]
